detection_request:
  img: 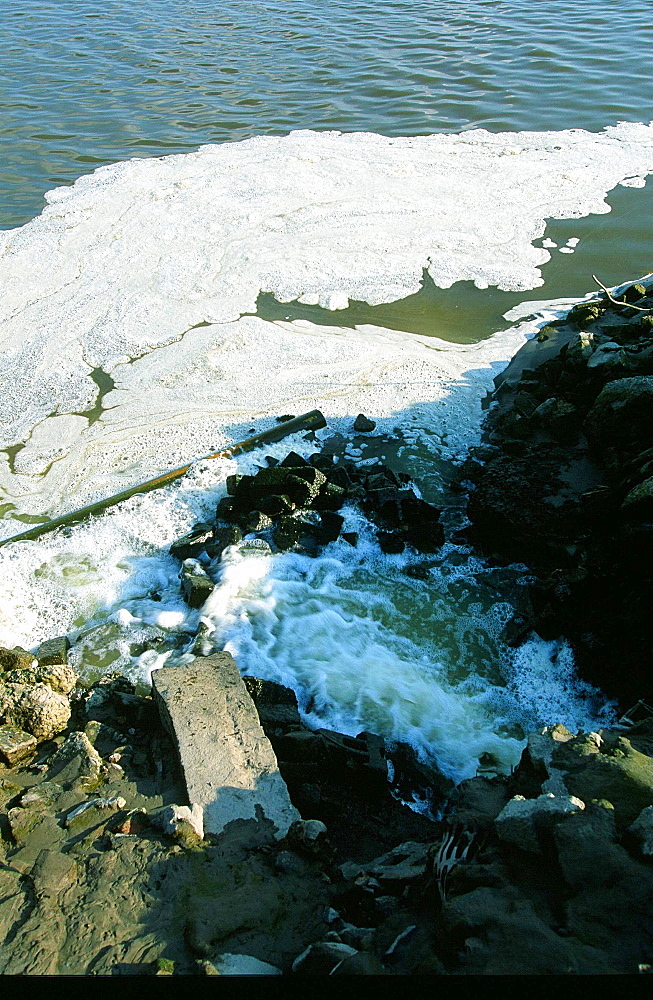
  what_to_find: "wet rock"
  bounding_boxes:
[206,524,242,559]
[273,517,302,551]
[353,414,376,433]
[628,805,653,856]
[0,725,37,766]
[46,731,103,783]
[180,559,214,608]
[64,796,127,831]
[169,522,214,561]
[0,682,70,741]
[3,663,77,696]
[495,793,585,852]
[0,647,36,673]
[36,636,70,667]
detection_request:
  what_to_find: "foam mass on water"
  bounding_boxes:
[1,124,650,778]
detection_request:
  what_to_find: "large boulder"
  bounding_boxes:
[0,682,70,741]
[585,376,653,470]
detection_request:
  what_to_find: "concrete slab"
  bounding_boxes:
[152,653,299,839]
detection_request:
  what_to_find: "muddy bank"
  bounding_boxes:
[3,643,653,974]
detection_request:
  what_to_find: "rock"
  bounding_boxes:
[0,724,37,765]
[556,736,653,828]
[3,663,77,695]
[169,523,214,561]
[29,849,77,896]
[628,806,653,856]
[442,885,613,974]
[0,682,70,740]
[342,841,430,887]
[292,941,358,975]
[109,808,149,835]
[206,524,242,560]
[46,731,103,783]
[495,793,585,852]
[215,953,282,976]
[180,559,214,608]
[157,803,204,843]
[353,414,376,433]
[64,796,127,830]
[36,636,70,667]
[152,654,299,839]
[585,376,653,469]
[0,647,36,673]
[153,957,175,976]
[286,819,329,858]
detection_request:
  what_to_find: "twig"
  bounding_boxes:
[592,274,651,312]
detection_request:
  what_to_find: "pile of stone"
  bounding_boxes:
[460,276,653,707]
[171,450,445,608]
[0,639,75,764]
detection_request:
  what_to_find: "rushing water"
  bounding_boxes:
[1,1,651,778]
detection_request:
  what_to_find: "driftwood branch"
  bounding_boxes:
[591,274,651,312]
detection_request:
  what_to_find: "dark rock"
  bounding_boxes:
[206,524,242,559]
[279,451,310,468]
[240,510,273,533]
[273,517,302,552]
[342,532,358,547]
[585,376,653,470]
[378,531,405,554]
[169,523,214,561]
[353,414,376,433]
[37,636,70,667]
[180,560,214,609]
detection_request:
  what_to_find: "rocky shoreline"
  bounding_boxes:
[2,276,653,975]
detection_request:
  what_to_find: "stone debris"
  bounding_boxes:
[157,803,204,842]
[291,940,359,975]
[0,724,37,766]
[180,558,214,608]
[36,637,70,667]
[0,682,70,740]
[152,654,299,839]
[46,731,103,783]
[628,805,653,856]
[495,793,585,852]
[64,796,126,830]
[215,953,282,976]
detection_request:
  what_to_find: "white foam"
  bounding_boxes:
[1,124,652,516]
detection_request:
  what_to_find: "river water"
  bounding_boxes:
[0,1,651,780]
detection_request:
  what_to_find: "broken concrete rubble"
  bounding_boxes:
[152,654,299,839]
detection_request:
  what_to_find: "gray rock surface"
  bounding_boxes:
[152,654,299,839]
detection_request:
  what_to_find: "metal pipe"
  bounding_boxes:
[0,409,327,548]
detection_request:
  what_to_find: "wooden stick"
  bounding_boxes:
[592,274,651,312]
[0,409,327,548]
